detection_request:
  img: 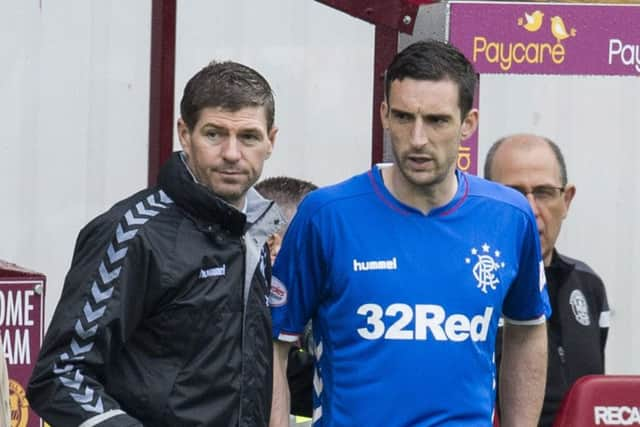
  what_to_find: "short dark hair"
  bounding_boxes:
[385,40,477,118]
[254,176,317,212]
[484,135,568,186]
[180,61,275,131]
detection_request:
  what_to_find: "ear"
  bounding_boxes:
[563,184,576,213]
[380,100,390,130]
[460,108,479,141]
[177,118,192,157]
[265,126,278,159]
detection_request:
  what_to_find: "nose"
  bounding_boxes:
[410,121,428,148]
[525,193,541,217]
[221,136,241,162]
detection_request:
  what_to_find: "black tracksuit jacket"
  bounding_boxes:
[27,152,284,427]
[496,250,609,427]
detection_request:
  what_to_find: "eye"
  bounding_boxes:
[507,186,528,197]
[240,133,261,144]
[532,187,558,200]
[427,116,449,126]
[391,111,413,123]
[206,130,219,141]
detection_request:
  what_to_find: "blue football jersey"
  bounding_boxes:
[271,166,551,426]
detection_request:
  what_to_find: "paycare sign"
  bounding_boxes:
[448,1,640,76]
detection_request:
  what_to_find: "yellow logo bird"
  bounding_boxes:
[550,16,577,44]
[518,10,544,32]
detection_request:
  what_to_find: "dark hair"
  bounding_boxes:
[484,135,568,186]
[385,40,477,118]
[180,61,275,131]
[254,176,318,211]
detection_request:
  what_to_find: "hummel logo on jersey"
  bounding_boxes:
[199,265,226,279]
[353,257,397,272]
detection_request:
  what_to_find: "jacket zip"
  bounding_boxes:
[239,236,247,426]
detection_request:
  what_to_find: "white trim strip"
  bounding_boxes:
[78,409,126,427]
[599,310,611,328]
[503,314,546,326]
[277,332,300,343]
[312,406,323,423]
[313,369,323,396]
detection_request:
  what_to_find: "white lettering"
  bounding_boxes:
[596,406,608,424]
[353,257,398,272]
[357,303,494,342]
[445,314,470,342]
[2,328,31,365]
[385,304,413,339]
[199,265,226,278]
[356,304,385,339]
[0,290,36,326]
[608,38,640,73]
[24,290,35,326]
[415,304,446,340]
[470,308,493,341]
[594,406,640,425]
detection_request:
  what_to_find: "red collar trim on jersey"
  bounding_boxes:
[367,169,410,216]
[438,172,469,217]
[367,167,469,217]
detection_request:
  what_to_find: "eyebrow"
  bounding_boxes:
[389,107,413,116]
[389,108,452,121]
[201,123,264,134]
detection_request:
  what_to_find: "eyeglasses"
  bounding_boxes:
[508,185,565,203]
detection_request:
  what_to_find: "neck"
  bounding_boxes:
[382,166,458,214]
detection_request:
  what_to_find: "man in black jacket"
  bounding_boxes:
[27,61,285,427]
[485,133,610,427]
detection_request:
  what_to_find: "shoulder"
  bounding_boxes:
[558,252,607,290]
[78,188,179,247]
[464,173,534,218]
[296,171,373,218]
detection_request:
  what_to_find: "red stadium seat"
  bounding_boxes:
[552,375,640,427]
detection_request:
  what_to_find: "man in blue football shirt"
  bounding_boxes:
[270,40,551,427]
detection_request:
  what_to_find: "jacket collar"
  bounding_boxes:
[546,249,576,289]
[158,151,250,235]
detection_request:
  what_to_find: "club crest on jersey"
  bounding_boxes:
[464,243,505,293]
[569,289,591,326]
[269,276,287,307]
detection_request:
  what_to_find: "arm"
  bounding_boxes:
[499,321,547,427]
[270,340,293,427]
[27,214,148,427]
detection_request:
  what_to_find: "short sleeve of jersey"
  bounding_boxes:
[502,206,552,323]
[271,196,325,342]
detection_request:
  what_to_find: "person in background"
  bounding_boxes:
[255,177,318,265]
[484,133,610,427]
[256,176,317,427]
[270,39,550,427]
[27,60,283,427]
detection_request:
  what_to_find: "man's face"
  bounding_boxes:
[178,106,277,209]
[267,232,283,265]
[381,78,477,196]
[489,137,575,265]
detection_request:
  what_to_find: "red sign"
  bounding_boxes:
[0,261,45,427]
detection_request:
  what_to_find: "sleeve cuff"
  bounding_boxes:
[503,314,546,326]
[276,331,301,343]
